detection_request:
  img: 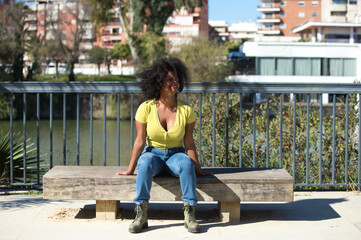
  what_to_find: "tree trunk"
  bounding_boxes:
[117,0,140,74]
[67,57,75,81]
[55,60,59,79]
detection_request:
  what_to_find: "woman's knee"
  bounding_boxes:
[137,153,154,171]
[177,155,195,173]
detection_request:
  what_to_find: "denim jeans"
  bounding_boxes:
[133,146,198,206]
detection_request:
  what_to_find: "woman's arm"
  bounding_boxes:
[184,121,211,176]
[117,120,147,175]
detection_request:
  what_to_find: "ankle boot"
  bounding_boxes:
[129,201,148,233]
[183,201,200,233]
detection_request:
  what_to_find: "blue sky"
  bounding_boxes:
[209,0,262,24]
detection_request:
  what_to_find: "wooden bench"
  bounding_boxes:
[43,166,294,222]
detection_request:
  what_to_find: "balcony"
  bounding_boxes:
[257,18,281,24]
[257,7,281,12]
[257,29,281,35]
[330,4,347,11]
[101,32,122,37]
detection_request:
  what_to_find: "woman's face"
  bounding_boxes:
[161,71,179,96]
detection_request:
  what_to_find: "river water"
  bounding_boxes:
[0,120,133,167]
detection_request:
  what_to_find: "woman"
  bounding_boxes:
[117,58,210,234]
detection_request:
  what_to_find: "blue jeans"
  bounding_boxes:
[133,146,198,206]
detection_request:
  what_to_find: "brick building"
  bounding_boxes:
[257,0,321,37]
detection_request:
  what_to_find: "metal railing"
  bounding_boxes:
[0,81,360,191]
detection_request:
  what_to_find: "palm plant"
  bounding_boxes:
[0,131,47,183]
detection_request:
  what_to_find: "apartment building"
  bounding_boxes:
[163,0,209,51]
[257,0,321,37]
[292,0,361,43]
[96,0,208,53]
[20,0,95,63]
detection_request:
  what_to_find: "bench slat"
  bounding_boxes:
[43,166,293,203]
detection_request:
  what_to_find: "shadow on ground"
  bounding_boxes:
[74,198,346,224]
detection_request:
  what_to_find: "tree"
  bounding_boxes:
[26,35,44,81]
[48,0,93,81]
[0,11,12,80]
[88,46,106,75]
[116,0,203,72]
[112,43,131,61]
[170,36,232,82]
[41,40,66,79]
[6,3,31,81]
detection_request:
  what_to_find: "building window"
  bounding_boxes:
[258,57,356,76]
[280,23,287,29]
[39,30,44,35]
[265,24,274,30]
[265,13,274,19]
[312,12,318,17]
[280,12,286,17]
[62,30,66,35]
[332,0,346,4]
[312,1,318,6]
[280,1,286,6]
[298,12,305,17]
[349,0,357,4]
[40,20,44,26]
[263,1,274,7]
[299,1,305,6]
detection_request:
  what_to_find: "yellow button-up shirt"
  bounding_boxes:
[135,99,196,149]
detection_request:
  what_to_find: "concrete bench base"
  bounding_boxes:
[43,166,294,222]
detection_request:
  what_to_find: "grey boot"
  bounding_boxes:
[129,201,148,233]
[183,201,200,233]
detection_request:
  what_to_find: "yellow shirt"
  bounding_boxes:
[135,99,196,149]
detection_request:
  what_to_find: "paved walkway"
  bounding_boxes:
[0,191,360,240]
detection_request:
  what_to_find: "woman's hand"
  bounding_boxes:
[117,169,134,175]
[196,169,212,176]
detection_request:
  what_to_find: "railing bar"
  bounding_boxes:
[104,93,107,166]
[50,93,53,169]
[280,94,283,168]
[212,93,216,167]
[198,93,202,165]
[63,94,66,165]
[36,93,40,184]
[10,93,13,184]
[292,93,296,182]
[23,93,27,183]
[76,94,80,166]
[253,93,256,168]
[225,93,229,167]
[332,94,336,184]
[357,94,361,192]
[117,93,120,166]
[266,94,269,168]
[345,94,349,184]
[306,94,310,185]
[239,93,243,167]
[131,93,134,156]
[319,94,323,185]
[90,94,93,166]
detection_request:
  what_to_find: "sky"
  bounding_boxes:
[209,0,262,25]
